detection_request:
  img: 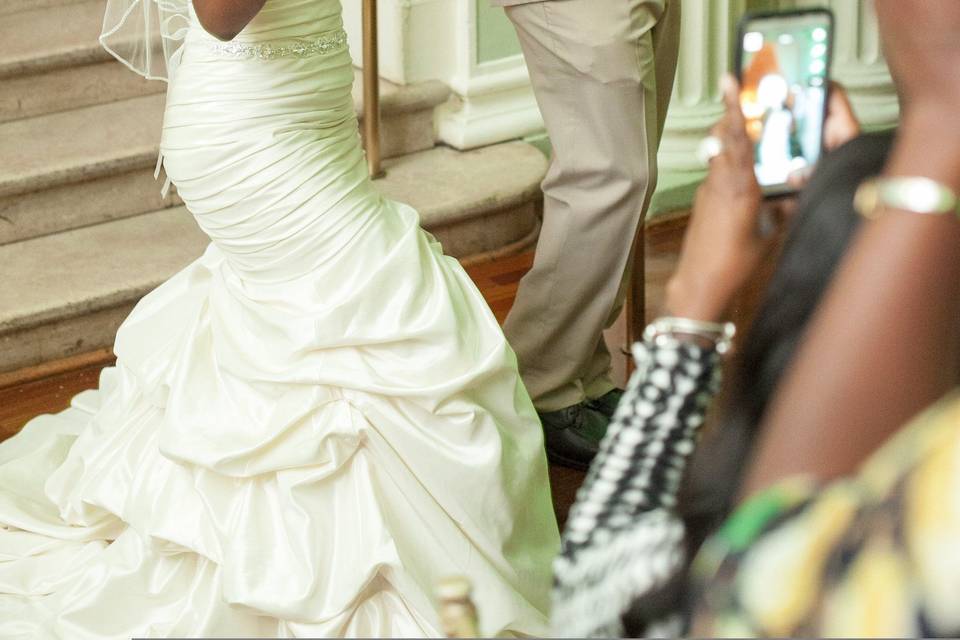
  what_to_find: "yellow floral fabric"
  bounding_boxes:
[690,393,960,637]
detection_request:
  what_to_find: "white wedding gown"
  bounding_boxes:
[0,1,560,636]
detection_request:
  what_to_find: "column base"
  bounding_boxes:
[436,62,546,150]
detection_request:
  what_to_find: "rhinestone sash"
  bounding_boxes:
[206,29,348,59]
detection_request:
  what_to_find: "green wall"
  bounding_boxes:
[476,3,521,63]
[746,0,783,11]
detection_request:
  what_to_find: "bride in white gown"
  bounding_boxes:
[0,0,560,636]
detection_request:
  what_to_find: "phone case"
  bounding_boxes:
[733,8,835,197]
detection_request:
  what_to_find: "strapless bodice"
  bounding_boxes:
[163,0,368,284]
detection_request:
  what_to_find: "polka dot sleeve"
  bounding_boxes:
[551,337,723,637]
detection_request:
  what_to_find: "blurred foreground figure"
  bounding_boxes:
[551,0,960,635]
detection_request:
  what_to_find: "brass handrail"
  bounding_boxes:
[362,0,384,179]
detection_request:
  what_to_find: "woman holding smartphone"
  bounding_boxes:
[551,1,960,635]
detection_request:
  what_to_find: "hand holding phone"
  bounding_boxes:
[735,9,834,196]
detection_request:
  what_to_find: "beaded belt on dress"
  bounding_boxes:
[206,29,348,59]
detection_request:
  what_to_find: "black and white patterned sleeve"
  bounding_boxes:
[551,337,723,638]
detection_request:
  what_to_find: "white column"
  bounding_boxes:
[342,0,541,150]
[433,0,543,150]
[342,0,459,86]
[657,0,747,176]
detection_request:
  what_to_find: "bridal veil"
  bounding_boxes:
[100,0,191,81]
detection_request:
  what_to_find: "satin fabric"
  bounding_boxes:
[0,1,560,636]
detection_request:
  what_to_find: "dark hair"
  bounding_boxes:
[682,131,895,529]
[728,132,895,436]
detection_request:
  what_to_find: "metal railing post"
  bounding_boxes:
[362,0,384,179]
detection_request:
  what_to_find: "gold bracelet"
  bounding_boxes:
[854,176,959,220]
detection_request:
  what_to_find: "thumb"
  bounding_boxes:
[721,73,742,115]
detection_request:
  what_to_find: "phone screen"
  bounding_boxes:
[737,10,833,193]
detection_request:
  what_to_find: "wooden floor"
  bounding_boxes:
[0,216,690,524]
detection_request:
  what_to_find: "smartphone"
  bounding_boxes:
[734,9,834,196]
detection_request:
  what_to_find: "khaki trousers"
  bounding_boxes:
[502,0,681,411]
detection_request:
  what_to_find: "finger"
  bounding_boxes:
[824,82,861,151]
[715,115,753,167]
[709,86,754,168]
[720,73,741,116]
[827,83,858,125]
[786,166,813,189]
[715,76,754,159]
[703,125,751,177]
[710,91,739,146]
[756,207,780,239]
[709,120,724,140]
[767,195,800,222]
[720,73,746,128]
[711,109,743,151]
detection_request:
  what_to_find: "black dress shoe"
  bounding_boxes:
[538,403,610,471]
[586,388,625,418]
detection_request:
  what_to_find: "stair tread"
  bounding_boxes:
[0,0,108,77]
[379,143,546,224]
[0,93,164,198]
[0,207,207,332]
[351,70,450,116]
[0,0,90,18]
[0,55,164,124]
[0,142,546,334]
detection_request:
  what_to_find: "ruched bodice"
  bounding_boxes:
[0,1,559,637]
[163,0,369,282]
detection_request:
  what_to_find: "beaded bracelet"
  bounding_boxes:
[643,316,737,354]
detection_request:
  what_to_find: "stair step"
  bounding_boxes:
[0,95,167,245]
[0,209,207,372]
[0,0,90,17]
[379,143,544,259]
[0,141,545,373]
[0,208,207,352]
[354,71,449,161]
[0,59,165,124]
[0,0,109,79]
[0,0,159,123]
[0,94,164,201]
